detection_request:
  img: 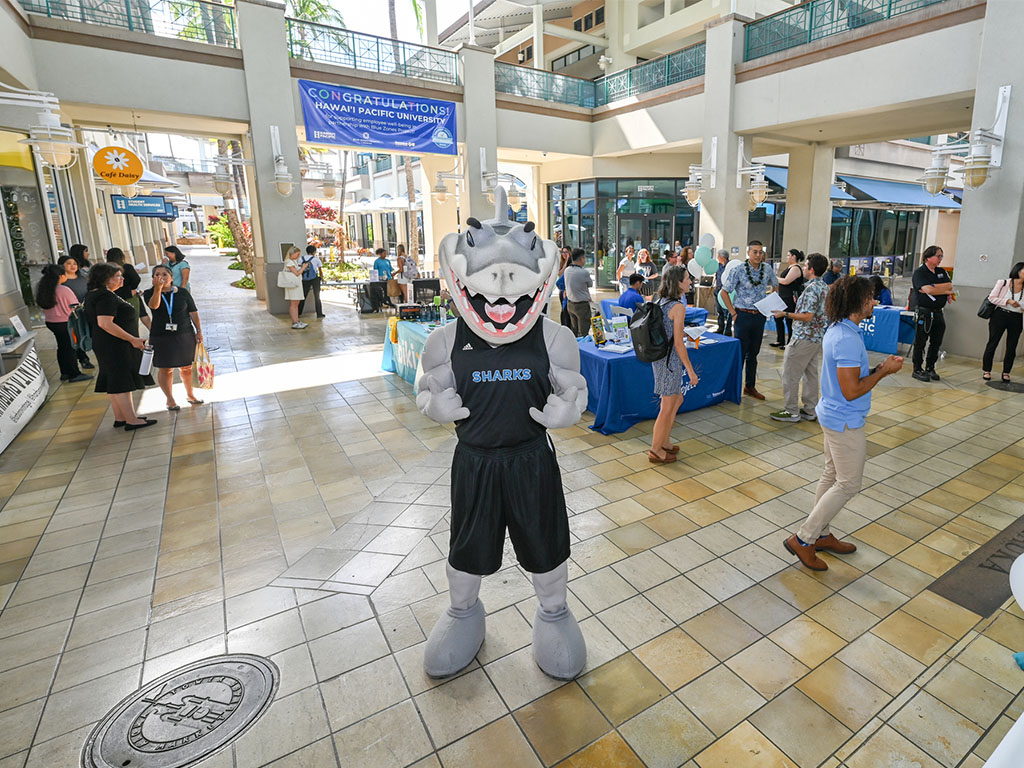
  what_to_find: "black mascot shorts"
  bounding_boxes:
[449,435,570,576]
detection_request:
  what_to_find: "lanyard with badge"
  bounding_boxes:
[162,290,177,332]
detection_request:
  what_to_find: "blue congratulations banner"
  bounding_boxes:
[298,80,457,156]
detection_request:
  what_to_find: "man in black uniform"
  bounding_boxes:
[416,187,589,682]
[910,245,954,381]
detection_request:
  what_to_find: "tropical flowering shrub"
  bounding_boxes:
[303,199,338,220]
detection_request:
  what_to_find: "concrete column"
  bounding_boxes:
[696,17,748,254]
[423,0,438,46]
[602,0,637,72]
[456,44,498,216]
[944,0,1024,360]
[532,3,545,70]
[67,143,107,256]
[240,133,268,301]
[419,154,460,275]
[236,0,306,315]
[785,144,835,256]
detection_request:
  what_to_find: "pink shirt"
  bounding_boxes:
[989,279,1024,314]
[43,284,78,323]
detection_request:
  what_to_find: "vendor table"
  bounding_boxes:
[600,298,708,327]
[358,279,444,313]
[579,334,742,435]
[859,306,916,355]
[381,320,432,385]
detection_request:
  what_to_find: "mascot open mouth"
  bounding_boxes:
[450,273,551,336]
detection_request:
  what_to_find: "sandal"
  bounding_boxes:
[663,444,680,454]
[648,450,677,464]
[1002,374,1011,382]
[983,372,991,380]
[187,398,205,405]
[166,404,180,411]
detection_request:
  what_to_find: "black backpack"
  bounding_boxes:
[68,305,92,352]
[629,300,670,362]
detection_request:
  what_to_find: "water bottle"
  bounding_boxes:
[139,344,154,376]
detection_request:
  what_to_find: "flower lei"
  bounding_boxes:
[745,261,765,286]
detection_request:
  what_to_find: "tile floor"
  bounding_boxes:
[0,253,1022,768]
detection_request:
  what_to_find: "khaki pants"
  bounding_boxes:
[781,338,821,415]
[797,424,866,543]
[567,301,592,338]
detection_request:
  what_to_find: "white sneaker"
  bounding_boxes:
[291,322,308,329]
[800,410,817,421]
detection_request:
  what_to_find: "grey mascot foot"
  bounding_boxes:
[423,599,486,679]
[533,605,586,680]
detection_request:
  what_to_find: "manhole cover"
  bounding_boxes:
[81,654,279,768]
[987,380,1024,394]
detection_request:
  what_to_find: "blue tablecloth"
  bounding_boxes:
[859,306,916,355]
[600,298,708,327]
[579,334,743,435]
[382,321,433,385]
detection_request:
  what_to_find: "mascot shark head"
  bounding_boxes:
[438,186,559,345]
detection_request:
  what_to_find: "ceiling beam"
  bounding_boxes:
[543,22,606,48]
[493,25,535,56]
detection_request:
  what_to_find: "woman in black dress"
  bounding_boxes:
[83,263,156,431]
[145,264,204,411]
[105,247,142,316]
[773,248,805,348]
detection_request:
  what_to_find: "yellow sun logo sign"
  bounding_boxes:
[92,146,143,185]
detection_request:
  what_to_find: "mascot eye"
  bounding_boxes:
[466,232,475,247]
[531,236,538,250]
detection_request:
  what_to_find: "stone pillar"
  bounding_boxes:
[785,144,835,256]
[696,17,748,254]
[236,0,306,315]
[67,143,107,256]
[423,0,438,46]
[457,44,498,216]
[532,4,545,70]
[944,0,1024,360]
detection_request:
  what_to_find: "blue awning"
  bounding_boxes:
[764,166,855,201]
[838,175,960,209]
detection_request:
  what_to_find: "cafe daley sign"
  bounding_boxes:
[92,146,144,185]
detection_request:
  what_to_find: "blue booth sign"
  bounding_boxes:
[299,80,457,156]
[111,195,168,215]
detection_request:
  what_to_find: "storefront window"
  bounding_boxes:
[384,213,397,249]
[830,208,851,259]
[875,209,898,256]
[0,132,53,305]
[850,209,875,259]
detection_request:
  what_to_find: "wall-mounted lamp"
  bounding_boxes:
[918,85,1011,194]
[0,81,83,170]
[686,137,717,206]
[213,170,233,196]
[269,126,295,197]
[736,136,768,208]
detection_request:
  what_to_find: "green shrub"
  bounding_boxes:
[228,261,245,270]
[232,276,256,290]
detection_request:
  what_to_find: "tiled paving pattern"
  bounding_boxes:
[1,253,1023,768]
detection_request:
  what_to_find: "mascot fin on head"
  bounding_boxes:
[415,186,588,680]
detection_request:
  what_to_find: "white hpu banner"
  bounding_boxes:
[0,345,48,454]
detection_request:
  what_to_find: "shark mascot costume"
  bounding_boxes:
[415,187,588,680]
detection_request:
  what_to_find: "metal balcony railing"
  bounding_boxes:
[744,0,951,61]
[19,0,237,47]
[286,20,459,85]
[593,42,705,106]
[494,62,596,108]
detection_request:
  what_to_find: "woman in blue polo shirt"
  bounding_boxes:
[784,276,904,571]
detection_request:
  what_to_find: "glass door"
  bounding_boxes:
[646,217,674,266]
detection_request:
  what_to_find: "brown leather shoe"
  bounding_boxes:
[648,450,677,464]
[744,386,766,400]
[814,533,857,554]
[784,534,828,571]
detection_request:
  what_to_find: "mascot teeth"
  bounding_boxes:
[484,302,515,324]
[482,321,498,333]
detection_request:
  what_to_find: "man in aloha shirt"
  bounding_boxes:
[720,240,779,399]
[770,253,830,422]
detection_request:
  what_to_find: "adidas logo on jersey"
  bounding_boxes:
[462,343,473,350]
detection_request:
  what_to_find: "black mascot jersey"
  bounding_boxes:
[451,317,552,449]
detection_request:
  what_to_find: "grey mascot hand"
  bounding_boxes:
[417,374,470,423]
[529,385,582,429]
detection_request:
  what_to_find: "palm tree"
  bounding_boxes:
[388,0,424,264]
[287,0,348,60]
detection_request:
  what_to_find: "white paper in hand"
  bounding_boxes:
[754,293,787,318]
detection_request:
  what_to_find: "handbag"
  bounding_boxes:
[978,279,1005,320]
[387,278,403,298]
[193,342,214,389]
[278,268,301,289]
